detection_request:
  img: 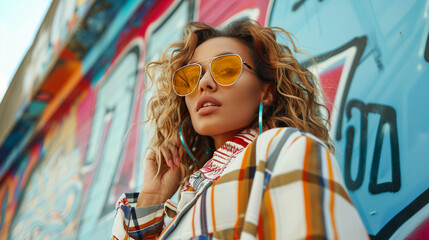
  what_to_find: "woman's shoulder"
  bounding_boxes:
[254,127,336,174]
[256,127,330,153]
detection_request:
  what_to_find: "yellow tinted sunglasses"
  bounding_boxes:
[172,53,258,96]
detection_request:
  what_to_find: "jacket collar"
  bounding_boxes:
[197,128,258,182]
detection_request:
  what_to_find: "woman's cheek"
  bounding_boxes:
[185,97,195,116]
[229,93,253,122]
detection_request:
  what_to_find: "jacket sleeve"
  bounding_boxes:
[112,192,165,240]
[258,131,369,239]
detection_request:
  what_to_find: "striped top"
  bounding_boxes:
[112,128,368,239]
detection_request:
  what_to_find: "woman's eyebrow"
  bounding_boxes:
[188,52,234,64]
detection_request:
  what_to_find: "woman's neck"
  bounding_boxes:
[211,128,246,149]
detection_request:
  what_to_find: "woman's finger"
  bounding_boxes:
[176,141,185,160]
[160,146,174,171]
[167,142,180,167]
[178,144,184,159]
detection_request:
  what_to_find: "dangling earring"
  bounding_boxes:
[179,121,204,166]
[259,102,264,134]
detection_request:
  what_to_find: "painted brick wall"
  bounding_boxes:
[1,0,428,239]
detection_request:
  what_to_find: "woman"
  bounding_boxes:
[112,19,368,239]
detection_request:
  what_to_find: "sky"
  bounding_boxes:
[0,0,53,104]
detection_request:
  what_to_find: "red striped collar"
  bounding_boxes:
[198,128,258,182]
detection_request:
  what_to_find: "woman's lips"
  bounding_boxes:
[196,96,222,115]
[198,105,220,115]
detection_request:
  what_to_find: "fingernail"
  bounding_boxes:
[169,159,174,171]
[175,157,180,166]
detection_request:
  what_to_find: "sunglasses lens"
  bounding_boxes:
[211,55,242,85]
[173,65,201,95]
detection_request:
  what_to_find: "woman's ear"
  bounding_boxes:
[261,83,275,106]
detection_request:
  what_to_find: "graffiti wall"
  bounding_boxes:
[270,1,429,239]
[0,0,428,239]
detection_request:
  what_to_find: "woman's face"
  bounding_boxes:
[184,37,271,148]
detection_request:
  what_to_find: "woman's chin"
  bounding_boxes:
[193,125,225,137]
[194,124,245,139]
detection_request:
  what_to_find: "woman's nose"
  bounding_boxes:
[198,68,218,93]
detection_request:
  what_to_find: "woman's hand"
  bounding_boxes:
[137,142,184,207]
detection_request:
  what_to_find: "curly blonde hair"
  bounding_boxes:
[145,19,334,180]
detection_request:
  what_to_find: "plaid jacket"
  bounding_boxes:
[112,128,368,239]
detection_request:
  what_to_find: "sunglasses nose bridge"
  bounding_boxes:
[196,61,213,80]
[198,62,211,74]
